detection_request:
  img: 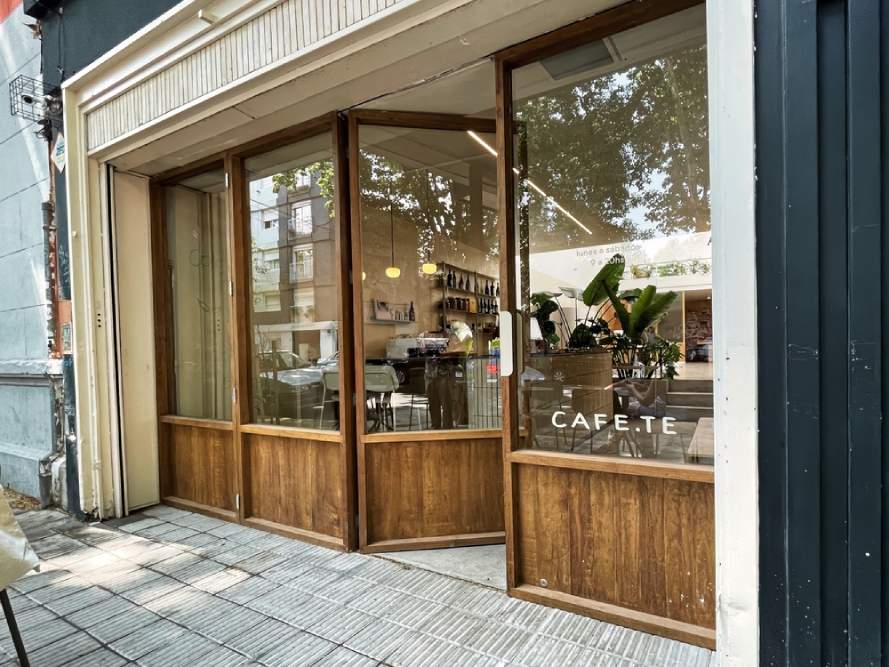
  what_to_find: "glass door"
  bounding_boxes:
[349,111,506,552]
[497,2,716,649]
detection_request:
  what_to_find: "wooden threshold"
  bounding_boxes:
[243,517,346,551]
[159,415,234,431]
[361,531,505,554]
[361,429,502,443]
[162,496,238,521]
[510,584,716,650]
[239,423,342,442]
[509,449,714,483]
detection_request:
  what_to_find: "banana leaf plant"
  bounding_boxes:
[574,253,680,378]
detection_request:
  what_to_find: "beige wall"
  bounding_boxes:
[113,172,159,511]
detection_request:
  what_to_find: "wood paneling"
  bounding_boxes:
[161,422,237,512]
[244,433,344,542]
[362,436,504,549]
[514,462,714,645]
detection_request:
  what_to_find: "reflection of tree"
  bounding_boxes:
[516,44,708,252]
[271,161,336,214]
[359,150,499,266]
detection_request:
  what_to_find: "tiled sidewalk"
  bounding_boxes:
[0,507,715,666]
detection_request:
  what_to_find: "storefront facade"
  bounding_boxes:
[61,0,757,661]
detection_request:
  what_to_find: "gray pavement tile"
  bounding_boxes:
[25,628,101,667]
[11,568,74,594]
[109,618,190,660]
[94,564,164,594]
[175,595,241,629]
[29,533,86,559]
[462,621,535,663]
[86,606,161,644]
[258,631,337,667]
[24,576,87,607]
[306,605,376,644]
[64,525,121,546]
[120,574,185,605]
[0,609,78,652]
[387,633,477,667]
[492,598,555,634]
[45,585,114,616]
[144,586,216,620]
[315,574,375,604]
[192,606,269,644]
[573,649,635,666]
[382,596,447,630]
[537,609,603,646]
[251,589,339,629]
[343,618,416,662]
[192,567,251,593]
[515,635,585,666]
[67,550,132,575]
[119,517,166,534]
[66,594,139,628]
[213,544,264,567]
[207,522,248,539]
[138,633,250,667]
[636,638,714,667]
[448,584,513,618]
[135,522,187,539]
[231,551,288,575]
[167,513,227,532]
[286,567,344,594]
[217,575,279,605]
[346,586,411,617]
[259,556,319,584]
[218,526,269,546]
[174,531,224,551]
[321,552,370,573]
[419,606,486,644]
[169,557,227,584]
[139,505,189,520]
[313,646,379,667]
[159,526,202,544]
[64,647,130,666]
[125,544,186,567]
[225,617,302,660]
[350,557,408,583]
[148,551,204,576]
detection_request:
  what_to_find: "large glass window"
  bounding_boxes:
[358,124,500,432]
[512,7,712,465]
[164,169,232,420]
[245,134,340,429]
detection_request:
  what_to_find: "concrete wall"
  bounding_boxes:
[0,0,58,499]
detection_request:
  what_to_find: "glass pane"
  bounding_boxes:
[245,134,340,429]
[358,125,500,432]
[512,10,711,465]
[164,169,232,420]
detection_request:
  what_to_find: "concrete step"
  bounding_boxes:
[668,379,713,393]
[667,391,713,408]
[664,405,714,421]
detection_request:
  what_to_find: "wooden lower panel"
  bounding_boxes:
[363,436,504,547]
[161,423,236,512]
[244,433,344,541]
[514,463,714,631]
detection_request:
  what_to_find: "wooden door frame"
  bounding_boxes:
[148,113,358,549]
[494,0,715,649]
[347,109,505,552]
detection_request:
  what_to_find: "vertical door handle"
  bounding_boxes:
[499,310,513,377]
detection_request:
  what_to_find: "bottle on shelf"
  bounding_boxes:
[409,301,415,322]
[458,273,464,290]
[495,282,500,297]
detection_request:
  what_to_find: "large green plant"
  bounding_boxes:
[575,253,679,378]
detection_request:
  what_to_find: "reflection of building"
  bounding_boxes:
[249,172,338,362]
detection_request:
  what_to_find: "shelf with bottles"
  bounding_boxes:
[369,298,416,324]
[437,262,500,299]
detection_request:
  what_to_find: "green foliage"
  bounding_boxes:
[531,292,561,348]
[582,254,625,307]
[272,161,336,214]
[515,44,709,253]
